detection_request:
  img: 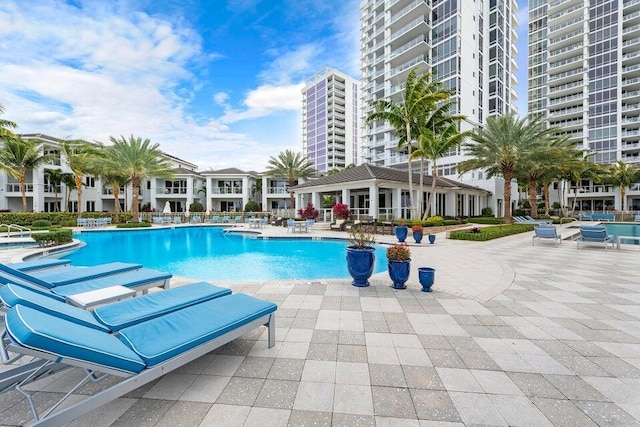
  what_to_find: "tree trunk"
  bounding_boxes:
[504,170,513,223]
[132,177,140,223]
[418,158,424,218]
[112,183,120,223]
[423,160,437,220]
[405,123,416,220]
[75,174,83,217]
[53,186,59,212]
[19,170,27,212]
[528,180,538,219]
[289,178,295,214]
[543,183,550,216]
[621,187,626,212]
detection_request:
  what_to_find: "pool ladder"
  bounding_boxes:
[0,224,32,238]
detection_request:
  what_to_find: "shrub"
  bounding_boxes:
[348,226,374,249]
[189,202,204,212]
[481,207,493,216]
[387,243,411,260]
[425,216,443,224]
[412,224,423,232]
[333,203,350,220]
[31,229,73,247]
[298,202,319,220]
[116,222,152,228]
[469,216,505,225]
[449,224,534,241]
[32,220,52,228]
[244,201,260,212]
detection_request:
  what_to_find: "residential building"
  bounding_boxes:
[529,0,640,212]
[302,67,360,174]
[360,0,520,216]
[202,168,259,212]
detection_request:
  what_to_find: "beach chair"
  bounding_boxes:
[532,225,562,247]
[0,267,172,302]
[1,293,276,426]
[190,215,201,224]
[0,262,143,287]
[576,225,615,250]
[635,215,640,222]
[222,215,230,223]
[525,216,552,224]
[7,259,71,272]
[260,217,268,228]
[76,218,87,228]
[205,215,220,223]
[286,218,295,232]
[173,216,181,224]
[233,215,243,224]
[305,219,314,232]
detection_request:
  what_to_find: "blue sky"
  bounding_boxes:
[0,0,528,171]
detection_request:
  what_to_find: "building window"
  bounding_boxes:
[84,177,95,188]
[86,201,95,212]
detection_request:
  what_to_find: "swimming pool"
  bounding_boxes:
[64,227,388,282]
[604,223,640,244]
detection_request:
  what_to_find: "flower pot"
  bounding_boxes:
[418,267,435,292]
[395,226,408,242]
[346,247,376,287]
[388,259,410,289]
[428,234,436,244]
[413,230,423,243]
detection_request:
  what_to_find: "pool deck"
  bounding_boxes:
[2,222,640,426]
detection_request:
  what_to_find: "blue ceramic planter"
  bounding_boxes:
[428,234,436,244]
[388,259,410,289]
[346,247,375,287]
[395,226,408,242]
[418,267,435,292]
[413,230,423,243]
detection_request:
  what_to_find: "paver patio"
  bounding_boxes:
[2,222,640,426]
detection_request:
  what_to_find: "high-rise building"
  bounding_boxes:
[360,0,520,215]
[302,67,360,174]
[529,1,640,211]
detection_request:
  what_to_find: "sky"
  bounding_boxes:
[0,0,529,172]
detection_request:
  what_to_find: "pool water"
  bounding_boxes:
[604,223,640,243]
[65,227,388,282]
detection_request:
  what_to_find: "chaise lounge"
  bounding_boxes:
[577,225,615,250]
[0,262,145,288]
[532,225,562,247]
[2,292,277,426]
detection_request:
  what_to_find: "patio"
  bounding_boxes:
[2,223,640,426]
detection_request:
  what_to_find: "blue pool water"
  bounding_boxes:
[64,227,388,281]
[604,223,640,244]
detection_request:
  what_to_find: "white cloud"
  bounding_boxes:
[259,44,322,85]
[220,83,304,123]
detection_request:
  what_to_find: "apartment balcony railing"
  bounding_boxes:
[267,187,290,195]
[156,187,188,195]
[102,187,125,195]
[211,187,244,195]
[548,67,584,82]
[6,183,33,193]
[390,15,427,41]
[390,0,424,25]
[43,185,62,194]
[549,16,583,34]
[626,0,640,9]
[549,3,583,21]
[570,185,614,194]
[549,80,583,94]
[549,28,583,45]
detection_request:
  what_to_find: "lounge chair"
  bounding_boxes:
[0,262,143,288]
[305,219,314,232]
[636,215,640,222]
[0,281,231,332]
[579,213,593,221]
[233,215,243,224]
[222,215,231,223]
[2,293,276,425]
[173,216,181,224]
[0,267,172,302]
[76,218,87,228]
[260,217,268,228]
[532,225,562,247]
[191,215,201,224]
[330,219,346,231]
[577,225,615,249]
[286,218,295,232]
[7,259,71,272]
[525,216,552,224]
[205,215,220,223]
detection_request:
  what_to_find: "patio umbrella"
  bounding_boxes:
[185,205,190,218]
[163,201,171,215]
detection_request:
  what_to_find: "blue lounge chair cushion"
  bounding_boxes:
[31,262,143,286]
[6,305,146,373]
[8,259,70,272]
[93,282,232,330]
[0,284,109,332]
[50,268,172,297]
[0,263,57,288]
[119,293,277,366]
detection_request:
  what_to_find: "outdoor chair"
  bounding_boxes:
[576,225,615,250]
[532,225,562,247]
[0,262,144,287]
[636,215,640,222]
[222,215,231,223]
[173,216,181,224]
[191,215,201,224]
[305,219,314,232]
[233,215,243,223]
[205,215,220,223]
[76,218,87,228]
[7,259,71,272]
[286,218,295,232]
[1,293,276,426]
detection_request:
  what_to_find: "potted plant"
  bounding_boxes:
[394,220,408,242]
[298,202,319,220]
[332,203,350,230]
[387,243,411,289]
[346,226,375,287]
[417,267,435,292]
[412,223,423,243]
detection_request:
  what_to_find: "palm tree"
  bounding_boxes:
[457,114,551,223]
[44,169,65,211]
[61,172,76,211]
[106,135,174,223]
[566,158,604,214]
[0,137,53,211]
[0,104,17,138]
[411,101,472,219]
[95,164,129,223]
[366,68,449,218]
[607,161,640,211]
[61,140,103,217]
[265,150,315,210]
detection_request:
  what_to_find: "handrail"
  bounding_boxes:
[0,224,32,238]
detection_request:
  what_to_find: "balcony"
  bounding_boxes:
[156,187,188,195]
[267,187,290,195]
[102,187,125,196]
[6,183,33,193]
[43,185,62,194]
[211,187,244,195]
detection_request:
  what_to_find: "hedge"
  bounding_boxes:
[449,224,535,241]
[468,216,506,225]
[116,222,152,228]
[0,212,133,227]
[31,229,73,247]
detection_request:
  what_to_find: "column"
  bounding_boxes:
[32,169,42,212]
[368,185,378,219]
[341,188,350,206]
[242,177,249,209]
[205,177,213,212]
[261,176,268,212]
[393,188,402,219]
[186,177,194,210]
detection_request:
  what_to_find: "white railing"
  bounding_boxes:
[156,188,188,195]
[6,183,33,193]
[211,187,244,195]
[0,224,31,238]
